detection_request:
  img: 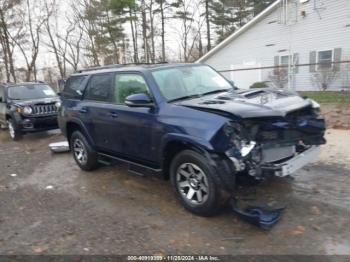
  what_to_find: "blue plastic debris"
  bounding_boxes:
[231,200,285,230]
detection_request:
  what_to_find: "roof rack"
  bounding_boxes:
[75,62,169,73]
[75,64,123,73]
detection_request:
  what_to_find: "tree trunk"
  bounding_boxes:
[160,0,166,62]
[141,0,148,63]
[205,0,211,51]
[133,9,139,63]
[129,8,138,63]
[149,0,155,63]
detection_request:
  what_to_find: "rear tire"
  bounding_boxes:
[7,119,22,141]
[70,130,99,171]
[170,150,231,217]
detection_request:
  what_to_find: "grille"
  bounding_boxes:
[32,104,57,115]
[262,145,296,163]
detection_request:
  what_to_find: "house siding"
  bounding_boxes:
[201,0,350,91]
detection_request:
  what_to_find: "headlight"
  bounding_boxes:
[224,122,256,157]
[23,106,33,115]
[308,99,321,115]
[55,101,61,108]
[309,99,320,109]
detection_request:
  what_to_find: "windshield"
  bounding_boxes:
[8,84,56,100]
[152,65,232,102]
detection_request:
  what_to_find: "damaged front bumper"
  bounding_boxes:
[261,146,320,177]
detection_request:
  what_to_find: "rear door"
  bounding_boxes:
[81,73,116,152]
[0,86,6,126]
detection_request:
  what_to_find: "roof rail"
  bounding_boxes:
[75,62,169,73]
[76,64,123,73]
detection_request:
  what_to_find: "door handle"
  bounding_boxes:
[108,112,118,118]
[79,107,88,114]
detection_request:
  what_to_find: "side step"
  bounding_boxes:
[97,153,162,176]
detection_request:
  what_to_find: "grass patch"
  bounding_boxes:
[299,91,350,105]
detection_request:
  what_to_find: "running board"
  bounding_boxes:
[97,153,162,176]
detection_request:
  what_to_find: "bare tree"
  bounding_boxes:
[172,0,205,62]
[269,68,288,89]
[73,0,100,66]
[311,68,339,91]
[0,0,22,82]
[44,0,72,78]
[13,0,48,81]
[65,22,84,72]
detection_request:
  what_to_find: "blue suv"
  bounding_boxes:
[58,63,326,216]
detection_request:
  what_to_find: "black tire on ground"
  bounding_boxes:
[170,150,231,217]
[7,119,22,141]
[70,130,99,171]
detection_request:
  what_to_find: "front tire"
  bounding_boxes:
[70,131,98,171]
[170,150,231,217]
[7,119,22,141]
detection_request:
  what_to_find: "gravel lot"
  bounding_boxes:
[0,128,350,255]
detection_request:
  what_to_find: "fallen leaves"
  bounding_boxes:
[290,225,306,236]
[310,206,321,215]
[31,246,47,253]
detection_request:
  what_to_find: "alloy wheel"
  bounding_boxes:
[73,138,88,165]
[176,163,209,205]
[7,121,15,139]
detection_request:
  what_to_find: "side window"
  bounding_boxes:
[114,74,150,104]
[84,73,114,102]
[63,75,87,98]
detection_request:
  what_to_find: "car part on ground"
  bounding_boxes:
[231,199,285,230]
[49,141,70,153]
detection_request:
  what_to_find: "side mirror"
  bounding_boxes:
[125,93,154,108]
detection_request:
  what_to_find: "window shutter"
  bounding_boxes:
[274,56,279,75]
[293,53,299,73]
[333,48,342,71]
[309,51,316,72]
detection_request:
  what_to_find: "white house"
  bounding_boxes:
[197,0,350,91]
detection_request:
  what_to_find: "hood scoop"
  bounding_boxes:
[200,100,226,105]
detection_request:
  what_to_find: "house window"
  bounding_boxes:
[280,55,290,66]
[318,50,333,69]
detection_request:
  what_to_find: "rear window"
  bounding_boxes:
[84,73,114,102]
[63,75,88,99]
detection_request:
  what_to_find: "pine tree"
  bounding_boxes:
[248,0,275,16]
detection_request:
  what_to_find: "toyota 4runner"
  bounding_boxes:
[58,63,326,216]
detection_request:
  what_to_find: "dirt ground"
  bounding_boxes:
[321,104,350,129]
[0,128,350,256]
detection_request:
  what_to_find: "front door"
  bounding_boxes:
[110,73,156,163]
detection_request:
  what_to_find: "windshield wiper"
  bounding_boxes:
[168,94,202,103]
[200,89,231,97]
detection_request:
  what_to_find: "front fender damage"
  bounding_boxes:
[209,110,326,179]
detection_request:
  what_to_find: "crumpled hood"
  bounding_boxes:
[13,97,60,107]
[175,88,312,118]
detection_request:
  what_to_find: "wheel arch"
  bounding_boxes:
[66,119,96,148]
[160,135,214,180]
